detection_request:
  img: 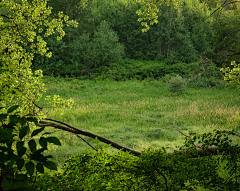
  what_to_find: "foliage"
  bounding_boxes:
[0,106,61,191]
[221,61,240,90]
[32,0,224,77]
[33,20,125,77]
[36,148,138,190]
[35,130,240,190]
[92,59,200,81]
[0,0,76,114]
[188,76,226,88]
[0,0,76,190]
[166,75,187,94]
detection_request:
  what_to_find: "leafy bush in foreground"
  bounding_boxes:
[35,130,240,190]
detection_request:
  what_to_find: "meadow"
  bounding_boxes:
[38,76,240,165]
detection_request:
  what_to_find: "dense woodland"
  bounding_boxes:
[32,0,240,80]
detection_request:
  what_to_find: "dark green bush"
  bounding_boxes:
[93,59,200,81]
[188,76,226,88]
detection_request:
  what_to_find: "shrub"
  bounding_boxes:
[166,76,188,94]
[188,76,226,88]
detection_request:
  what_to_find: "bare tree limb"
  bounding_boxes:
[172,122,201,149]
[38,118,240,159]
[39,119,143,156]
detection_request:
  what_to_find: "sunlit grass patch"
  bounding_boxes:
[38,77,240,164]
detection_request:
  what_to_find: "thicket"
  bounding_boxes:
[31,0,240,78]
[35,130,240,190]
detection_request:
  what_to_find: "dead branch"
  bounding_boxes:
[38,119,143,156]
[76,135,97,151]
[39,119,240,158]
[172,122,201,149]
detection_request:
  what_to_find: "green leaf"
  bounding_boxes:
[25,161,34,176]
[19,126,29,140]
[16,141,24,150]
[44,160,57,170]
[30,153,47,164]
[17,117,26,126]
[0,114,7,122]
[31,127,45,137]
[28,140,37,153]
[17,141,26,158]
[39,137,47,148]
[36,163,44,173]
[7,105,19,113]
[46,137,61,146]
[17,147,27,158]
[9,115,19,125]
[26,117,38,126]
[0,129,12,143]
[17,159,25,171]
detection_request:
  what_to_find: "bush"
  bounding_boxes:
[35,130,240,191]
[166,76,188,94]
[188,76,226,88]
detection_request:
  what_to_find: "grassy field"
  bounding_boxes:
[37,76,240,165]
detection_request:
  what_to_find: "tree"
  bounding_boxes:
[136,0,240,66]
[0,0,77,190]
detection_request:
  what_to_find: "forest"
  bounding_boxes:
[1,0,240,190]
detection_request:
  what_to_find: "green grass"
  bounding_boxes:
[37,76,240,165]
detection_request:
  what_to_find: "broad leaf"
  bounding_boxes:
[0,114,7,122]
[36,163,44,173]
[17,147,27,158]
[0,129,12,143]
[19,126,29,140]
[26,117,38,126]
[25,161,34,176]
[17,142,26,158]
[39,137,47,148]
[44,161,57,170]
[28,139,37,153]
[31,127,45,137]
[17,159,25,171]
[30,153,47,164]
[46,137,61,146]
[7,105,19,113]
[9,115,19,125]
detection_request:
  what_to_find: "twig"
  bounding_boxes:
[76,135,97,151]
[172,122,201,149]
[192,0,228,30]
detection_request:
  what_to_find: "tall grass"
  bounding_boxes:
[38,76,240,164]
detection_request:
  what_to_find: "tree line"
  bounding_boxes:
[31,0,240,78]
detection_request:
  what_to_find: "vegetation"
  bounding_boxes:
[31,0,240,77]
[1,0,240,190]
[166,75,187,94]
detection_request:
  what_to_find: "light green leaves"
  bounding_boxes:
[136,0,178,32]
[221,61,240,90]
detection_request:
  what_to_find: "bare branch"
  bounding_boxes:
[192,0,228,30]
[39,119,143,156]
[38,119,240,158]
[172,122,201,149]
[76,135,97,151]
